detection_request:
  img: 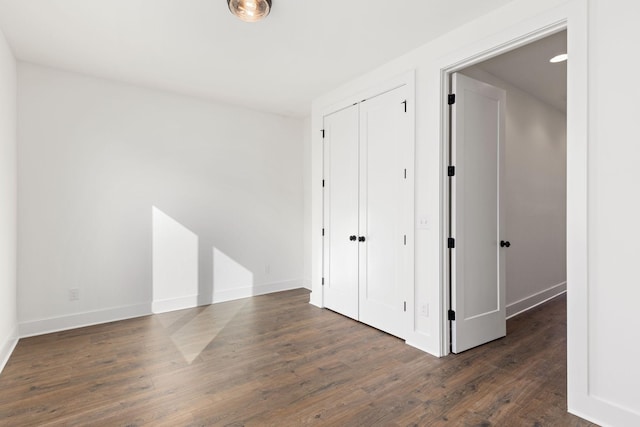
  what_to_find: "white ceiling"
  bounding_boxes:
[0,0,518,117]
[472,30,567,112]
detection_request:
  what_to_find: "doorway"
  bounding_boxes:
[446,30,568,354]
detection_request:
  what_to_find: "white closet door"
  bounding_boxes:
[358,85,409,338]
[451,73,506,353]
[323,105,360,320]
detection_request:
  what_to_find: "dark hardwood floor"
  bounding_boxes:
[0,290,596,426]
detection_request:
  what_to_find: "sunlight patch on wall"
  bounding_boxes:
[151,207,258,361]
[213,247,254,302]
[152,206,198,313]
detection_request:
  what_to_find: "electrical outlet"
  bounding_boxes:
[421,304,429,317]
[417,217,429,230]
[68,289,79,301]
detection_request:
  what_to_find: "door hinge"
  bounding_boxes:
[404,168,407,179]
[321,129,325,138]
[322,228,325,236]
[322,277,325,286]
[404,301,407,312]
[402,100,407,113]
[448,309,456,321]
[448,94,456,105]
[404,235,407,246]
[448,237,455,249]
[448,166,455,177]
[322,179,325,188]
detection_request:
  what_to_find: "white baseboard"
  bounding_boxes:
[506,281,567,319]
[0,326,19,374]
[19,303,151,338]
[309,290,322,308]
[152,295,198,314]
[212,279,303,304]
[405,338,441,358]
[17,281,306,339]
[302,279,312,291]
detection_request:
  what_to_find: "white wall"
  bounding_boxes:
[302,116,312,289]
[18,63,304,336]
[151,206,198,313]
[310,0,640,425]
[0,28,17,372]
[586,0,640,421]
[461,67,567,317]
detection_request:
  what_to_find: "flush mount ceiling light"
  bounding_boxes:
[227,0,272,22]
[550,53,568,63]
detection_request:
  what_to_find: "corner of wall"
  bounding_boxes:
[0,326,18,374]
[0,24,18,375]
[308,291,322,307]
[302,116,313,295]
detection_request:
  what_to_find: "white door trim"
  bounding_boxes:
[439,19,571,356]
[436,0,590,421]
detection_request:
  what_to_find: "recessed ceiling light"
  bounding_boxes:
[228,0,272,23]
[550,53,568,63]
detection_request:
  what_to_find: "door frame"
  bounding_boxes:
[443,25,567,353]
[438,0,588,417]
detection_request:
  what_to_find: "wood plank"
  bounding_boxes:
[0,290,596,426]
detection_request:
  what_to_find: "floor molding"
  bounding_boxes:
[152,295,198,314]
[0,327,18,374]
[506,281,567,319]
[19,303,151,338]
[212,279,303,304]
[18,281,306,339]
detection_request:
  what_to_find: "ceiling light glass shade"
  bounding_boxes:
[228,0,272,22]
[550,53,568,63]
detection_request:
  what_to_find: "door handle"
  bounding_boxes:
[358,236,366,242]
[349,235,357,241]
[500,240,511,248]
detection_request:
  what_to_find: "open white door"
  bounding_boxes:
[450,73,507,353]
[358,85,410,339]
[323,105,360,320]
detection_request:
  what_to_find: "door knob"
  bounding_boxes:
[500,240,511,248]
[349,235,357,241]
[358,236,366,242]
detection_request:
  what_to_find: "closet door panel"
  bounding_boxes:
[323,105,360,320]
[358,86,409,338]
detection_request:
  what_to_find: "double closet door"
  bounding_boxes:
[322,85,411,339]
